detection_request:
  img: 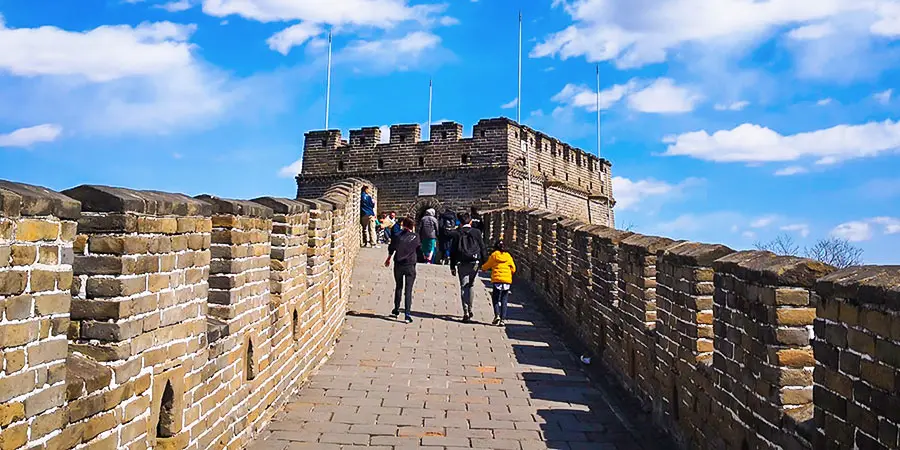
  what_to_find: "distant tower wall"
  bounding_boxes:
[296,117,614,225]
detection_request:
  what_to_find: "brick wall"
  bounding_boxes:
[814,266,900,450]
[297,117,614,225]
[483,208,899,450]
[0,182,79,449]
[0,177,372,450]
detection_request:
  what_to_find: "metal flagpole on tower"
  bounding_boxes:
[518,11,532,207]
[428,78,433,139]
[325,29,333,130]
[596,64,601,158]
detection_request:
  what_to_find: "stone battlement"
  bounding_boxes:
[298,117,616,227]
[0,178,373,450]
[482,208,899,450]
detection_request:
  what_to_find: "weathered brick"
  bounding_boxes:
[0,270,27,295]
[14,219,59,242]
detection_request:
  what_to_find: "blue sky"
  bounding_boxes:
[0,0,898,262]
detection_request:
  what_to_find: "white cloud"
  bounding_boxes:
[750,215,778,228]
[200,0,447,27]
[774,166,808,176]
[612,176,702,211]
[651,211,744,235]
[741,230,757,239]
[0,18,297,136]
[831,221,873,242]
[157,0,194,12]
[531,0,900,69]
[714,100,749,111]
[501,98,518,109]
[0,124,62,148]
[788,22,835,40]
[874,88,893,104]
[0,19,196,82]
[627,78,700,113]
[872,217,900,234]
[267,22,323,55]
[817,98,833,106]
[278,158,303,178]
[781,223,811,238]
[663,120,900,165]
[336,31,444,73]
[551,79,637,112]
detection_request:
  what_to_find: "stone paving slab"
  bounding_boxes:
[248,248,664,450]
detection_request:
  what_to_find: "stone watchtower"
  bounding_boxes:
[296,117,615,225]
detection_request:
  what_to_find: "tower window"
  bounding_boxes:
[480,130,486,138]
[337,161,345,171]
[419,157,425,167]
[320,139,327,147]
[441,131,448,140]
[157,381,175,438]
[461,154,470,164]
[400,135,407,143]
[359,137,366,146]
[377,159,385,170]
[537,163,542,172]
[246,339,256,381]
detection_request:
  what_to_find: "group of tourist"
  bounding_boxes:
[358,186,516,326]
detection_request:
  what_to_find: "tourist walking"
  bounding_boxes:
[481,240,516,326]
[470,206,484,232]
[379,213,395,244]
[360,186,378,248]
[449,213,488,322]
[384,217,422,323]
[418,208,439,263]
[437,208,458,265]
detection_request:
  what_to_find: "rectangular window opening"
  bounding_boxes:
[377,159,385,170]
[338,161,345,171]
[461,154,470,164]
[418,157,425,167]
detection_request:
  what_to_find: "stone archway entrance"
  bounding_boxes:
[407,197,443,221]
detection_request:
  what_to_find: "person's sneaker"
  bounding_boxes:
[374,244,381,249]
[404,316,413,324]
[462,313,471,323]
[498,319,506,327]
[492,315,501,325]
[391,308,399,317]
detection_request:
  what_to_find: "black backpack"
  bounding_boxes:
[441,216,455,231]
[456,229,481,262]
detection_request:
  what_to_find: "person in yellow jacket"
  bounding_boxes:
[481,240,516,326]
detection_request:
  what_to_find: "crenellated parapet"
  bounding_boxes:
[0,177,374,450]
[482,207,899,450]
[297,117,615,226]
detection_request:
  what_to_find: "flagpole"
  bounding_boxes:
[325,29,333,130]
[428,78,433,139]
[517,11,522,125]
[596,64,601,158]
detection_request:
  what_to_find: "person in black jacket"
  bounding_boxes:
[449,213,488,322]
[437,208,458,265]
[384,217,422,323]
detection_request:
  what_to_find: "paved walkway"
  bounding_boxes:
[249,248,660,450]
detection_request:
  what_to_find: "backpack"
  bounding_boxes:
[441,216,455,231]
[456,229,481,263]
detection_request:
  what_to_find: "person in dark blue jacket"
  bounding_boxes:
[360,186,378,248]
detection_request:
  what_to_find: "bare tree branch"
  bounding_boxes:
[803,237,864,269]
[754,234,800,256]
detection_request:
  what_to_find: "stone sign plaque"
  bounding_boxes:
[418,182,437,196]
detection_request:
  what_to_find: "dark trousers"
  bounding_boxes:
[437,235,452,264]
[492,288,510,319]
[393,264,416,316]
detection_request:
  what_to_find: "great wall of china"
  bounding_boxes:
[1,117,897,450]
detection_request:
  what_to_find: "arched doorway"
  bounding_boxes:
[407,198,443,221]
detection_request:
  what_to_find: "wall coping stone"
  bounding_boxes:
[0,180,81,219]
[585,226,633,243]
[660,242,736,266]
[558,218,588,230]
[195,195,273,218]
[64,185,212,216]
[621,233,681,255]
[65,352,113,401]
[816,265,900,309]
[296,198,334,211]
[713,250,835,288]
[251,197,309,215]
